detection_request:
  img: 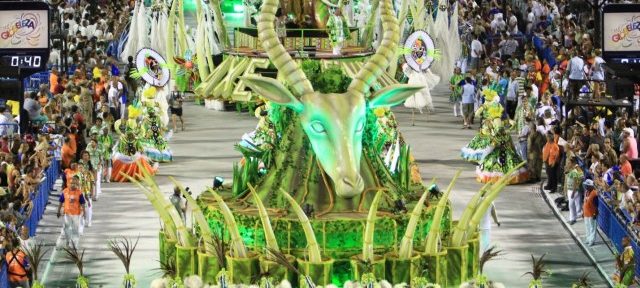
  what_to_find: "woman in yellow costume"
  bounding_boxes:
[462,88,528,184]
[109,104,158,182]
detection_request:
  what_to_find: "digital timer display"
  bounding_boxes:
[1,55,42,68]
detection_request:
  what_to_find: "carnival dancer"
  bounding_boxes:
[402,63,440,118]
[450,67,464,117]
[111,123,157,182]
[57,175,85,248]
[461,90,502,163]
[86,138,103,197]
[98,127,113,183]
[141,106,173,162]
[463,88,528,184]
[78,152,95,229]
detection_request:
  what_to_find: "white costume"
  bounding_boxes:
[448,3,462,62]
[120,1,140,62]
[432,6,453,80]
[402,64,440,113]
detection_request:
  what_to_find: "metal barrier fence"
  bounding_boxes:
[0,124,19,137]
[26,159,60,237]
[23,72,51,93]
[0,264,6,288]
[596,192,640,277]
[0,159,59,288]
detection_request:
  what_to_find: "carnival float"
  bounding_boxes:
[108,0,530,285]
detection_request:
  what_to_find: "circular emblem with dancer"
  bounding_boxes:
[403,30,436,72]
[135,48,170,87]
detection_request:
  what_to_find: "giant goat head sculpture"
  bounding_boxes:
[242,0,423,199]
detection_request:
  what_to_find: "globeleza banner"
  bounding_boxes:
[0,10,47,49]
[604,12,640,53]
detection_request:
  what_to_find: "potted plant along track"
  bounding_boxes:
[63,243,88,288]
[447,164,523,286]
[459,246,505,288]
[24,241,50,288]
[108,236,140,288]
[421,171,461,286]
[385,178,435,285]
[171,177,222,285]
[122,170,178,266]
[571,272,593,288]
[120,168,177,267]
[281,189,334,287]
[210,190,260,283]
[523,254,550,288]
[350,190,386,281]
[247,183,298,285]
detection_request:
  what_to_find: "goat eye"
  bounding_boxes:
[356,119,365,133]
[310,121,326,133]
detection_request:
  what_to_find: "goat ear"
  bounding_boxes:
[368,84,425,108]
[242,76,304,113]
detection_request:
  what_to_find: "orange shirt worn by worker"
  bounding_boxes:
[542,140,560,166]
[583,188,598,218]
[64,167,79,185]
[5,248,29,283]
[621,160,633,177]
[68,134,77,154]
[49,73,59,94]
[61,186,85,216]
[61,143,75,169]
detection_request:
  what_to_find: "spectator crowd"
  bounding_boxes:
[448,0,640,285]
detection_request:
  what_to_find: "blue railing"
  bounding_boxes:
[26,160,60,237]
[23,71,50,92]
[0,159,58,288]
[596,192,640,277]
[0,263,7,288]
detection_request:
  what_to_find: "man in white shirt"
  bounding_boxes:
[506,70,519,119]
[107,76,123,119]
[470,35,484,70]
[565,51,585,100]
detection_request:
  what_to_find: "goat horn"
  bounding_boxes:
[348,0,399,96]
[257,0,314,96]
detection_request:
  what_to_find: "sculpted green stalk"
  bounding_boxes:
[243,0,423,200]
[398,178,435,259]
[209,190,249,258]
[194,0,210,79]
[424,171,461,254]
[206,0,229,48]
[463,164,524,242]
[169,177,215,255]
[123,171,193,247]
[248,183,280,252]
[362,190,384,262]
[120,172,176,241]
[449,181,491,247]
[166,0,177,71]
[280,189,322,263]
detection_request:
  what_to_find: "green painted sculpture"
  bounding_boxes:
[241,0,423,200]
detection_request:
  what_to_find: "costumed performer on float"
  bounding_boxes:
[140,104,173,162]
[110,109,158,182]
[326,4,350,55]
[465,88,528,184]
[173,50,199,94]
